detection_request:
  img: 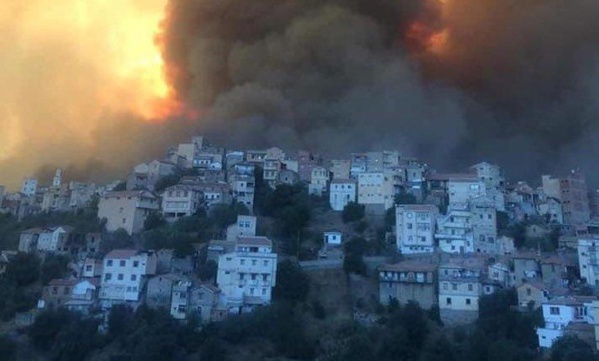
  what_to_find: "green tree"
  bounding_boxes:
[197,260,218,282]
[342,202,365,223]
[550,335,596,361]
[6,252,40,286]
[394,191,417,205]
[144,211,166,231]
[40,254,70,285]
[0,336,16,361]
[108,304,134,340]
[273,260,310,303]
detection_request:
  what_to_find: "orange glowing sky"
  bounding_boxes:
[0,0,178,187]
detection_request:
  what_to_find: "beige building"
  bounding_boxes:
[330,160,350,180]
[161,184,204,221]
[98,190,159,235]
[438,256,488,325]
[379,260,437,309]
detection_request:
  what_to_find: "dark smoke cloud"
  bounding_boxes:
[161,0,599,184]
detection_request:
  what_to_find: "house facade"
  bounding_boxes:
[379,260,437,309]
[329,179,357,211]
[100,250,157,307]
[395,204,438,254]
[98,190,160,235]
[216,236,278,313]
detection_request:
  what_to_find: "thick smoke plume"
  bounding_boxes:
[2,0,599,189]
[160,0,599,182]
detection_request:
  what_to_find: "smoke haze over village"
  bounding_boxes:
[1,0,599,188]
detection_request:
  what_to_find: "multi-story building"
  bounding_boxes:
[470,198,498,254]
[578,238,599,286]
[358,172,393,213]
[378,259,437,309]
[330,159,350,180]
[170,281,224,323]
[229,173,255,209]
[308,166,330,196]
[542,172,590,226]
[126,160,177,191]
[98,190,160,235]
[161,184,204,221]
[40,278,98,313]
[436,208,473,254]
[194,182,231,209]
[100,249,157,307]
[216,236,278,313]
[226,215,257,242]
[297,150,322,182]
[438,257,487,325]
[21,178,38,197]
[469,162,504,190]
[447,177,486,209]
[537,197,564,224]
[395,204,438,254]
[329,179,357,211]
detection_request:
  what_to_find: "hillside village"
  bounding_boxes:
[1,136,599,360]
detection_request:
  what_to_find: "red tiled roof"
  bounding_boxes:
[237,236,272,247]
[379,259,437,272]
[105,249,139,259]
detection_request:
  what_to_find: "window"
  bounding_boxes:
[240,273,245,280]
[550,307,560,315]
[446,298,452,305]
[252,259,257,266]
[85,265,92,272]
[131,275,137,281]
[526,288,532,296]
[468,284,473,291]
[452,283,457,291]
[466,298,471,305]
[118,274,124,281]
[250,288,255,295]
[107,260,113,267]
[251,274,257,280]
[104,273,112,281]
[443,283,448,290]
[52,287,58,295]
[122,218,126,224]
[262,288,267,296]
[133,261,139,267]
[241,259,245,265]
[120,260,126,267]
[264,260,269,267]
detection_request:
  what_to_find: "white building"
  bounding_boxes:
[537,297,593,348]
[436,208,474,254]
[448,177,486,209]
[97,190,160,235]
[226,215,258,242]
[578,238,599,286]
[161,184,203,221]
[229,173,255,209]
[37,226,71,252]
[216,236,278,313]
[309,166,330,196]
[324,231,342,246]
[52,169,63,188]
[395,204,438,254]
[329,179,357,211]
[21,178,38,197]
[469,162,504,190]
[100,249,157,307]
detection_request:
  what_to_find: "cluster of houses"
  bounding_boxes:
[18,214,277,324]
[377,162,599,350]
[3,135,599,350]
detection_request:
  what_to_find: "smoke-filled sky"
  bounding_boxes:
[1,0,599,189]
